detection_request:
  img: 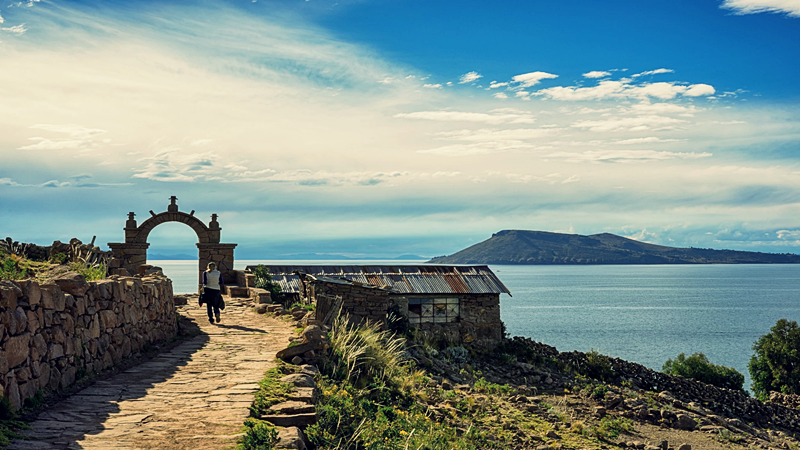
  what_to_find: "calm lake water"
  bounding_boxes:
[153,260,800,389]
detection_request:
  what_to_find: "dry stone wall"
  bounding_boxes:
[0,273,177,410]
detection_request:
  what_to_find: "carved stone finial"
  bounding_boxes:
[209,213,220,229]
[168,195,179,212]
[126,211,138,229]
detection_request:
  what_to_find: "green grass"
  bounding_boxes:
[69,262,106,281]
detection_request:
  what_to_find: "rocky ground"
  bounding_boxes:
[9,296,295,450]
[404,342,800,450]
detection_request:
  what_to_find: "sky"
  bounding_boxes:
[1,0,800,259]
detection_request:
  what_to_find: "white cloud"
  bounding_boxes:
[632,68,674,77]
[19,124,110,151]
[417,141,536,156]
[583,71,611,78]
[0,177,23,186]
[489,81,509,89]
[1,24,27,35]
[41,180,71,188]
[545,150,712,163]
[394,110,536,124]
[458,71,482,84]
[631,103,697,114]
[777,230,800,239]
[561,174,580,183]
[434,128,555,142]
[684,84,716,97]
[511,71,558,88]
[615,137,681,145]
[493,92,508,99]
[423,83,442,89]
[0,13,4,24]
[536,80,716,101]
[571,115,687,132]
[721,0,800,17]
[133,149,218,182]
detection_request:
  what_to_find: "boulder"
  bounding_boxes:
[675,414,696,431]
[300,325,326,344]
[276,341,328,360]
[276,426,307,450]
[51,271,90,296]
[280,374,316,388]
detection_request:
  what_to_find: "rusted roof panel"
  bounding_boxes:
[244,265,511,295]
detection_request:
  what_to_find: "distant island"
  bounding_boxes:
[428,230,800,265]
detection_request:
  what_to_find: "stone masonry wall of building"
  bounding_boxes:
[0,274,177,410]
[308,280,389,329]
[392,294,502,349]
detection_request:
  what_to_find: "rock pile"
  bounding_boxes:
[275,325,329,366]
[0,272,177,410]
[503,336,800,433]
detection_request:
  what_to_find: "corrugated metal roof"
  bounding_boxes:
[245,265,511,296]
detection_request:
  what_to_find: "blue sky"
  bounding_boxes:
[1,0,800,259]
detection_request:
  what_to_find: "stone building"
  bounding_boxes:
[244,265,511,349]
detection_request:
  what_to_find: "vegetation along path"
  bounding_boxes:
[10,296,295,450]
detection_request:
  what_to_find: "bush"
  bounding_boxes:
[252,266,284,304]
[69,262,106,281]
[662,352,744,391]
[238,418,278,450]
[749,318,800,400]
[0,256,27,280]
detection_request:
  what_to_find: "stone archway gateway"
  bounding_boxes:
[108,196,237,287]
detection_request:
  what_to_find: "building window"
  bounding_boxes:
[408,297,459,324]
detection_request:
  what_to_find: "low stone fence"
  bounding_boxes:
[512,336,800,431]
[0,273,177,410]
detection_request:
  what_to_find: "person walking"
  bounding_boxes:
[200,262,224,324]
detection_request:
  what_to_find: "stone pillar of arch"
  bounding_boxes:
[108,197,237,287]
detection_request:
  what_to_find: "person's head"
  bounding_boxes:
[207,262,217,272]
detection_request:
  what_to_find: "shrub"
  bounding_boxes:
[252,266,284,304]
[238,418,278,450]
[0,256,27,280]
[749,318,800,400]
[663,352,745,391]
[50,252,68,264]
[583,348,614,381]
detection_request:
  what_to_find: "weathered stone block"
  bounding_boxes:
[5,333,31,368]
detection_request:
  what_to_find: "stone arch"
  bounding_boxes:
[108,196,237,289]
[130,212,217,244]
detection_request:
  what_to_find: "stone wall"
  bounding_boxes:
[0,273,177,410]
[393,294,503,349]
[512,336,800,431]
[303,278,390,329]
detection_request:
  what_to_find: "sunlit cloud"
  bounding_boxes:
[721,0,800,17]
[511,71,559,88]
[458,71,482,84]
[583,71,611,78]
[394,110,536,124]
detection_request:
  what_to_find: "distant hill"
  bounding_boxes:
[428,230,800,265]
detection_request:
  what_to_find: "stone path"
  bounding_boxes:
[10,297,295,450]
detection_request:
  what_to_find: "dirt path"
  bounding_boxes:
[10,297,295,450]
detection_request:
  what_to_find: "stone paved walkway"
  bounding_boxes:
[10,297,295,450]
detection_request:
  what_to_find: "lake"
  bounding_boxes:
[153,260,800,389]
